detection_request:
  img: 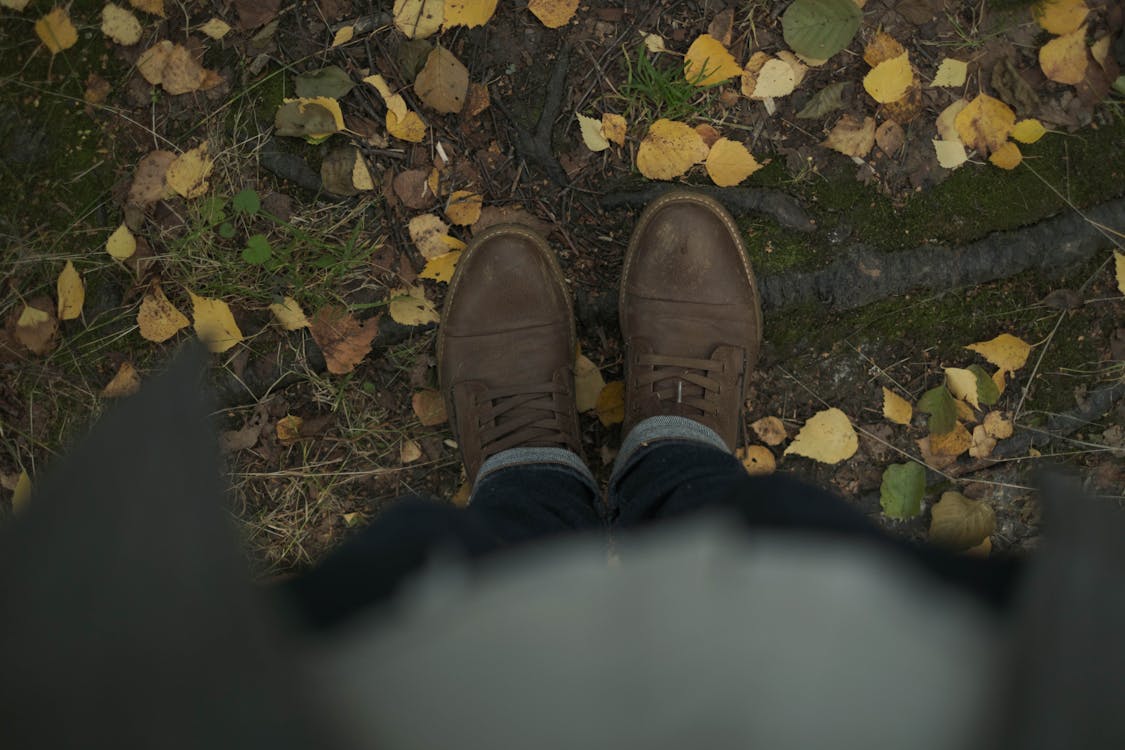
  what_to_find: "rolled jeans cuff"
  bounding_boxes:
[611,415,729,484]
[472,447,597,504]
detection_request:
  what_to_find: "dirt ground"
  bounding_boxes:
[1,0,1123,574]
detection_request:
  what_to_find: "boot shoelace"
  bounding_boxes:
[475,381,571,459]
[634,352,724,418]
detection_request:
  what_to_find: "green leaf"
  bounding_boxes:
[782,0,862,60]
[796,81,848,119]
[969,364,999,406]
[218,222,236,239]
[917,385,957,435]
[232,188,260,215]
[198,195,227,224]
[880,462,926,520]
[294,65,356,99]
[242,234,271,264]
[274,100,340,138]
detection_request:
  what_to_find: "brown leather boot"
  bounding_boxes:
[619,191,762,450]
[437,224,583,482]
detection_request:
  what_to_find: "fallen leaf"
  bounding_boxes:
[331,25,354,46]
[796,81,847,119]
[1115,251,1125,295]
[274,97,346,139]
[737,445,777,476]
[643,32,666,54]
[863,53,914,103]
[56,261,84,320]
[1039,25,1088,86]
[199,18,231,39]
[694,123,722,148]
[101,3,143,46]
[992,368,1007,397]
[751,58,798,99]
[409,213,452,258]
[575,352,606,413]
[84,73,111,105]
[966,333,1031,372]
[166,143,213,199]
[276,415,304,444]
[751,416,788,446]
[784,407,858,464]
[881,81,923,124]
[954,94,1016,155]
[412,389,448,425]
[137,285,189,343]
[389,285,439,326]
[989,141,1022,170]
[400,439,423,463]
[188,291,243,353]
[929,491,995,550]
[127,150,175,206]
[321,146,367,196]
[1033,0,1088,35]
[740,51,770,97]
[875,119,905,156]
[684,33,742,86]
[388,109,427,142]
[352,153,376,191]
[935,98,968,141]
[35,7,78,54]
[106,224,137,260]
[101,361,141,398]
[708,7,735,47]
[444,0,497,28]
[983,411,1013,439]
[946,367,981,409]
[969,425,997,458]
[528,0,579,28]
[1,1,31,12]
[414,45,469,113]
[781,0,862,60]
[933,139,968,170]
[636,119,709,180]
[930,421,972,457]
[394,0,444,38]
[446,191,483,226]
[393,168,435,209]
[863,31,906,67]
[138,42,216,94]
[464,82,491,117]
[270,297,310,330]
[602,112,627,146]
[917,435,958,470]
[930,57,968,88]
[295,66,355,99]
[310,305,379,373]
[12,471,31,513]
[880,461,925,519]
[969,364,1000,406]
[593,381,625,426]
[578,113,610,151]
[1011,118,1047,144]
[130,0,164,16]
[15,301,58,355]
[419,250,461,283]
[1091,35,1111,70]
[705,137,762,187]
[882,387,913,425]
[917,384,957,435]
[775,50,809,88]
[822,114,876,157]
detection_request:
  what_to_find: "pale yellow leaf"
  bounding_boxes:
[636,119,709,180]
[198,18,231,39]
[101,361,142,398]
[577,113,610,152]
[751,58,797,99]
[933,139,968,169]
[643,33,666,54]
[966,333,1031,372]
[945,367,981,409]
[189,291,244,353]
[57,260,84,320]
[394,0,444,38]
[418,250,461,283]
[389,285,440,326]
[737,445,777,476]
[954,94,1016,155]
[1011,118,1047,144]
[352,153,375,190]
[408,213,451,259]
[12,470,31,513]
[35,7,78,54]
[882,387,913,425]
[166,142,213,199]
[783,407,858,464]
[1115,251,1125,295]
[137,285,189,343]
[775,50,808,88]
[930,57,967,88]
[602,112,627,146]
[684,33,742,86]
[0,0,32,11]
[575,351,606,413]
[705,137,762,187]
[751,416,788,446]
[400,439,423,463]
[822,114,876,158]
[936,99,968,141]
[331,25,354,46]
[863,53,914,104]
[106,223,137,260]
[988,141,1022,170]
[528,0,579,28]
[269,297,310,330]
[1033,0,1088,35]
[443,0,497,28]
[101,3,143,46]
[1039,25,1088,86]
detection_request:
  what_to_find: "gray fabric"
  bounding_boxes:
[612,415,730,482]
[473,446,597,501]
[310,516,1001,750]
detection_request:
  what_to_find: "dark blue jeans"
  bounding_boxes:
[284,442,1021,630]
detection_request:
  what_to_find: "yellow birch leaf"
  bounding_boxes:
[130,0,165,17]
[933,139,968,170]
[57,260,84,320]
[364,74,408,119]
[331,26,354,46]
[936,99,968,141]
[1091,35,1111,69]
[602,112,627,146]
[137,285,189,343]
[198,18,231,39]
[35,7,78,54]
[954,94,1016,155]
[409,213,451,258]
[1039,25,1088,86]
[595,381,625,426]
[577,113,610,151]
[443,0,497,28]
[930,58,967,88]
[441,234,467,251]
[740,51,770,97]
[737,445,777,476]
[751,416,788,446]
[393,0,444,39]
[684,33,742,86]
[269,296,310,330]
[528,0,579,29]
[988,141,1022,170]
[983,411,1014,440]
[750,58,797,99]
[13,470,31,513]
[882,387,913,425]
[1011,118,1047,144]
[945,367,981,409]
[387,110,427,142]
[863,31,906,67]
[166,142,214,199]
[1033,0,1088,35]
[414,45,469,113]
[822,114,876,158]
[101,361,142,398]
[784,407,859,464]
[445,190,483,226]
[276,415,303,444]
[636,119,709,180]
[992,368,1007,397]
[106,224,137,260]
[705,137,762,187]
[419,250,461,283]
[954,399,976,424]
[137,41,172,84]
[863,53,914,104]
[352,154,375,190]
[390,285,440,326]
[189,291,243,353]
[574,351,606,413]
[1114,250,1125,295]
[102,3,143,46]
[966,333,1032,372]
[930,421,972,457]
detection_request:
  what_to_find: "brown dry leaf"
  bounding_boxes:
[128,150,176,206]
[445,191,482,225]
[142,42,213,95]
[882,387,913,425]
[409,213,452,258]
[1039,25,1088,85]
[863,31,906,67]
[309,305,379,374]
[822,114,876,158]
[917,435,959,471]
[751,416,787,446]
[528,0,579,28]
[954,94,1016,155]
[276,415,304,445]
[1033,0,1088,35]
[881,81,924,124]
[784,408,859,464]
[56,260,84,320]
[683,33,742,86]
[464,82,490,117]
[708,7,735,47]
[389,285,439,326]
[602,112,627,146]
[188,291,243,353]
[130,0,165,16]
[412,389,448,426]
[269,296,310,330]
[969,425,997,458]
[393,0,444,38]
[137,40,173,83]
[419,250,461,283]
[694,123,721,148]
[35,7,78,54]
[983,411,1014,439]
[636,119,709,180]
[101,362,142,398]
[989,141,1023,170]
[863,53,914,103]
[414,45,469,113]
[166,142,213,199]
[15,300,58,355]
[1091,35,1111,70]
[875,119,905,156]
[102,3,143,46]
[595,381,625,426]
[705,137,762,187]
[737,445,777,476]
[137,285,189,343]
[966,333,1031,372]
[84,73,111,105]
[575,351,606,413]
[400,439,423,463]
[930,421,972,457]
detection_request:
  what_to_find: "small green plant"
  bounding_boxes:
[618,45,722,122]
